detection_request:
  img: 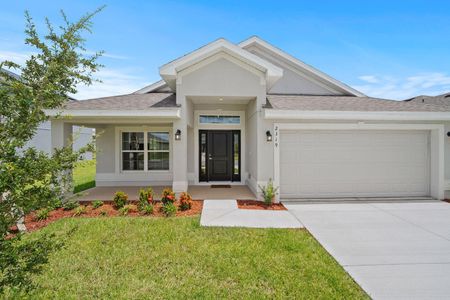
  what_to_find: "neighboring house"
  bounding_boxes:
[46,37,450,201]
[1,68,94,160]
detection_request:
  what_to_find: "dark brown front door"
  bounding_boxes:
[199,130,240,182]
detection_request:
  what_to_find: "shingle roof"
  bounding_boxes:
[405,93,450,108]
[266,94,450,112]
[64,93,177,110]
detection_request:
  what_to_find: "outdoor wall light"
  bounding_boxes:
[175,129,181,140]
[447,131,450,137]
[266,130,273,142]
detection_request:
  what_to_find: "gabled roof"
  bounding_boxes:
[239,36,365,97]
[159,38,283,90]
[133,80,168,94]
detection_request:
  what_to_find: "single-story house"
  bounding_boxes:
[46,36,450,201]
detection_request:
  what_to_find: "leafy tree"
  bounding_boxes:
[0,7,104,292]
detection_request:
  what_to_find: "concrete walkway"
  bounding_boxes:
[285,201,450,300]
[200,200,303,228]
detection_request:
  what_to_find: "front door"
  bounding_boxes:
[199,130,240,182]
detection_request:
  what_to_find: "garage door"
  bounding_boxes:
[280,130,430,199]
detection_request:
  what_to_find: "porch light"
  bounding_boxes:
[447,132,450,137]
[175,129,181,141]
[266,130,272,142]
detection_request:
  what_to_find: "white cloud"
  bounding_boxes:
[352,73,450,100]
[0,50,149,99]
[72,68,149,99]
[358,75,379,84]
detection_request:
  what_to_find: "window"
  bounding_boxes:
[122,132,144,170]
[148,132,169,170]
[199,115,240,124]
[121,131,170,171]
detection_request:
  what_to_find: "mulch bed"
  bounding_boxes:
[237,200,286,210]
[11,200,203,234]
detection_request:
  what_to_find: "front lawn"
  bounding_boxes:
[9,217,367,299]
[73,159,96,193]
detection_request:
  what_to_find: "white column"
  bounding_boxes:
[51,119,73,153]
[172,89,188,193]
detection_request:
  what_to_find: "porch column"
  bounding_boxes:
[172,120,188,193]
[51,119,73,153]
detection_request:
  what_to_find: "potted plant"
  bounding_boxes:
[258,179,279,206]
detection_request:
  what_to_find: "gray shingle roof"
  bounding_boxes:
[266,94,450,112]
[64,93,177,110]
[405,93,450,108]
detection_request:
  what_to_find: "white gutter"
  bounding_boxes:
[45,109,181,118]
[264,109,450,121]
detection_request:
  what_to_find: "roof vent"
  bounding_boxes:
[445,94,450,98]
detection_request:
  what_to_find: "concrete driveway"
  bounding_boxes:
[285,201,450,299]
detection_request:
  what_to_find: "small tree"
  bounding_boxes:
[0,7,104,292]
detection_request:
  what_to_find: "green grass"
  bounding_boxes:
[73,159,95,193]
[9,217,367,299]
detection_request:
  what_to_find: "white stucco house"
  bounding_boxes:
[46,36,450,201]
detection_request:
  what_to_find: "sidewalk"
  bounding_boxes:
[200,200,303,229]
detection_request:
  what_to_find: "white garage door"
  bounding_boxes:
[280,130,430,199]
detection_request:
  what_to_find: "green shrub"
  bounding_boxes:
[73,205,87,217]
[118,206,130,216]
[258,178,279,206]
[161,202,177,217]
[139,187,154,210]
[63,201,79,211]
[92,200,103,209]
[161,188,176,205]
[34,208,50,221]
[141,204,154,215]
[50,199,63,210]
[113,191,128,209]
[178,192,193,211]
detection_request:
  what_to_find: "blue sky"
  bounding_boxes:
[1,0,450,100]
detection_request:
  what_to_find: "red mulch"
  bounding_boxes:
[237,200,286,210]
[14,200,203,234]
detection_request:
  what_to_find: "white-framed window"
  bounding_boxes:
[199,115,240,124]
[121,131,170,171]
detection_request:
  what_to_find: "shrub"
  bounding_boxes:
[99,211,107,217]
[92,200,103,209]
[141,204,154,215]
[178,192,193,211]
[50,199,63,210]
[63,201,79,211]
[258,178,279,206]
[118,205,130,216]
[161,188,176,205]
[73,205,87,217]
[161,202,177,217]
[138,187,153,211]
[113,191,128,209]
[34,208,50,221]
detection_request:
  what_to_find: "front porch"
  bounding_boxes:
[73,185,256,201]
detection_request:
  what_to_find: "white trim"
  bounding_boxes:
[133,80,168,94]
[159,38,283,90]
[45,109,181,118]
[239,36,365,97]
[264,109,450,121]
[273,123,445,201]
[193,110,246,185]
[114,126,173,176]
